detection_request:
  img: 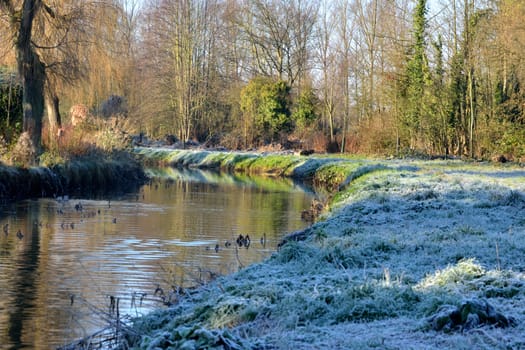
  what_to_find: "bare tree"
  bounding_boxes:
[313,0,337,142]
[354,0,380,117]
[335,0,355,153]
[140,0,220,141]
[235,0,317,86]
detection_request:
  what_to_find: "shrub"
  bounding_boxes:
[240,77,292,145]
[292,86,319,129]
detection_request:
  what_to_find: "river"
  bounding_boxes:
[0,167,315,349]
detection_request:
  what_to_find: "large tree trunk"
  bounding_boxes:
[16,0,45,158]
[19,53,45,154]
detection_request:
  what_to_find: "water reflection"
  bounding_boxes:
[0,168,314,349]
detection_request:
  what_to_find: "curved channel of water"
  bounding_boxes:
[0,168,315,349]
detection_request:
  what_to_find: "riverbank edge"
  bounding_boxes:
[0,154,148,201]
[66,148,525,349]
[133,147,375,192]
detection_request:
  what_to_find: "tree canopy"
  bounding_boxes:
[2,0,525,160]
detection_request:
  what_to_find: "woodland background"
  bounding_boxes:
[1,0,525,160]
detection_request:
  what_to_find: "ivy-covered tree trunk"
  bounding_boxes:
[402,0,428,149]
[464,0,476,158]
[16,0,45,159]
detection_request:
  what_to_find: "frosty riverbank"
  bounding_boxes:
[120,151,525,349]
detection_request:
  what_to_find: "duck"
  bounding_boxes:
[16,230,23,240]
[235,234,251,248]
[236,234,245,246]
[74,202,83,212]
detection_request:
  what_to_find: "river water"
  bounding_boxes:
[0,168,315,349]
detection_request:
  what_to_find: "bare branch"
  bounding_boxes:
[41,2,55,18]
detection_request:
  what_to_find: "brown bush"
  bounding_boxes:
[69,104,91,126]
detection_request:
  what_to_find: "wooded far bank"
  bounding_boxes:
[1,0,525,165]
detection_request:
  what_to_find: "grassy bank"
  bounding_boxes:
[133,147,371,188]
[120,150,525,348]
[0,154,147,200]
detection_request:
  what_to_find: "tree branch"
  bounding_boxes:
[41,2,55,18]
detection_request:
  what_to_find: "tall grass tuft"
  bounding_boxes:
[416,259,485,292]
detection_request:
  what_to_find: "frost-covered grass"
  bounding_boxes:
[134,147,260,170]
[125,152,525,349]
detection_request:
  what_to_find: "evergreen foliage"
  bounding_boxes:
[292,86,319,129]
[240,77,292,145]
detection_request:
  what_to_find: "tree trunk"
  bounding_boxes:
[19,51,45,159]
[45,86,62,144]
[16,0,45,158]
